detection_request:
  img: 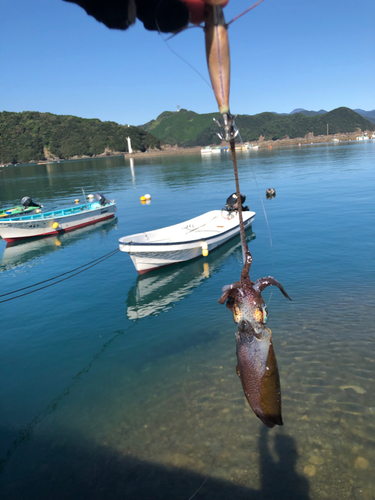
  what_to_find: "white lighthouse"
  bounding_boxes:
[126,136,133,154]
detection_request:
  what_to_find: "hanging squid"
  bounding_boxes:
[201,0,291,427]
[218,249,291,427]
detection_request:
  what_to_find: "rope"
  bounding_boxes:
[0,248,119,304]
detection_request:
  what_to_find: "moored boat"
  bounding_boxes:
[119,193,255,274]
[0,193,116,242]
[0,197,43,218]
[126,229,256,320]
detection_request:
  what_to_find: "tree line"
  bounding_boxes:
[0,111,160,164]
[141,107,374,146]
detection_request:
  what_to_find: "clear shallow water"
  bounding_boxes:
[0,142,374,500]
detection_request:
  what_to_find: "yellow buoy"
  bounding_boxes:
[140,196,146,202]
[201,242,208,257]
[75,199,79,203]
[52,222,59,229]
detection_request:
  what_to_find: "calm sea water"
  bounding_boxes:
[0,142,374,500]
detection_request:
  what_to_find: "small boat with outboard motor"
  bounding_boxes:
[119,193,256,274]
[0,192,116,242]
[0,197,43,219]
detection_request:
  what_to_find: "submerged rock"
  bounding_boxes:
[304,464,316,476]
[354,456,369,469]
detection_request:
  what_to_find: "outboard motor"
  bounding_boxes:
[94,192,110,206]
[21,196,43,208]
[223,193,249,212]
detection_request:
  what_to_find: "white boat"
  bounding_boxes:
[200,146,212,154]
[0,193,116,242]
[119,197,255,274]
[126,229,256,320]
[244,143,259,150]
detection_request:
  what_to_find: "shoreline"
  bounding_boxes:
[116,131,372,159]
[1,132,372,167]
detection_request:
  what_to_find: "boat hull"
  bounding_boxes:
[0,204,116,242]
[119,210,255,274]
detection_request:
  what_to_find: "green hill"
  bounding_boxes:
[140,109,222,147]
[141,107,374,146]
[0,111,160,164]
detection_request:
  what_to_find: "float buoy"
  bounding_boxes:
[52,222,59,229]
[87,194,94,200]
[140,196,146,202]
[201,242,208,257]
[75,199,79,203]
[266,188,276,199]
[144,194,151,200]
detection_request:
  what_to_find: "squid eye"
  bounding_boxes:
[254,307,263,324]
[262,303,268,324]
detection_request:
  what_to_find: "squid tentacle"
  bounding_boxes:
[253,277,292,301]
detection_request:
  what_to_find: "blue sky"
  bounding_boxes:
[1,0,374,126]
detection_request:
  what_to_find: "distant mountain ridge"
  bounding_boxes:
[353,109,375,124]
[278,108,375,123]
[289,108,327,116]
[140,107,374,147]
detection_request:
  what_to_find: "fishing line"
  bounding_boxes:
[227,0,265,27]
[237,131,275,306]
[186,421,232,500]
[184,384,236,500]
[0,249,119,303]
[155,0,212,90]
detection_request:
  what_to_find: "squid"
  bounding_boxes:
[202,0,291,427]
[218,251,291,428]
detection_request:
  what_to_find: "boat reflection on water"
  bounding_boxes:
[0,218,118,272]
[126,227,256,321]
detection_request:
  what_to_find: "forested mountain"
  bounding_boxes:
[141,107,374,146]
[236,107,373,141]
[0,111,160,164]
[1,107,373,165]
[141,109,223,147]
[275,108,374,122]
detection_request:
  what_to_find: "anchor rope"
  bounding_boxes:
[0,248,119,303]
